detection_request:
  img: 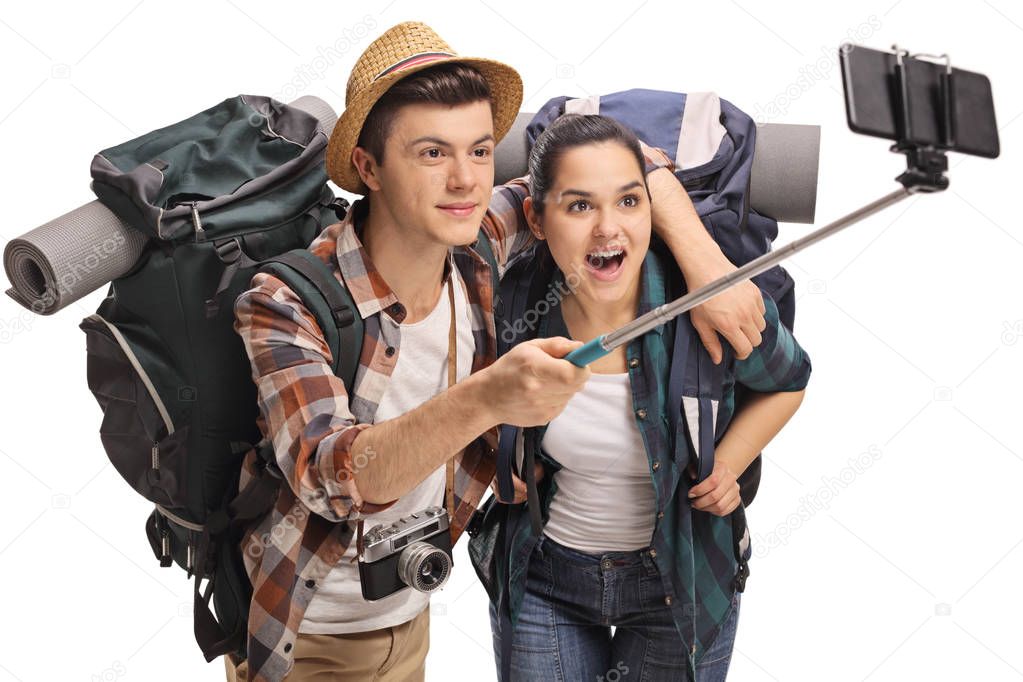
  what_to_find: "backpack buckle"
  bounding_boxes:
[733,558,750,592]
[332,305,355,328]
[329,197,350,221]
[214,238,241,264]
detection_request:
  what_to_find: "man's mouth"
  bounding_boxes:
[437,202,478,218]
[584,246,626,281]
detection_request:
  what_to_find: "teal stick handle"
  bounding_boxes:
[564,335,609,367]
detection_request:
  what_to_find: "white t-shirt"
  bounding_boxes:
[299,256,475,634]
[541,371,657,553]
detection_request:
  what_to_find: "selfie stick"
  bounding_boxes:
[565,184,922,367]
[564,43,995,368]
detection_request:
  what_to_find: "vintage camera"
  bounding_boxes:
[358,506,453,601]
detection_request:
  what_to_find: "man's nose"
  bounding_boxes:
[446,157,477,192]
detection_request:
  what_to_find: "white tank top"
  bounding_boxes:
[541,371,657,553]
[299,256,475,634]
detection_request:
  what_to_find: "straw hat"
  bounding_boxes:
[326,21,524,194]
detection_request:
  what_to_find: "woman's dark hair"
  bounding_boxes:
[528,113,648,214]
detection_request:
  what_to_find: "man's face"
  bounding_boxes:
[363,100,495,248]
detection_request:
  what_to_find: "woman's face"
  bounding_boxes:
[527,141,651,309]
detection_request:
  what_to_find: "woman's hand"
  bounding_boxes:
[687,459,741,516]
[490,461,545,504]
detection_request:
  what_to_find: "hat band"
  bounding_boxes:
[372,51,457,82]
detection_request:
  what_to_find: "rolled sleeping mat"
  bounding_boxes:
[494,111,821,224]
[3,95,340,316]
[4,201,150,315]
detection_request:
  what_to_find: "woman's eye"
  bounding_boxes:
[568,200,590,212]
[620,194,640,207]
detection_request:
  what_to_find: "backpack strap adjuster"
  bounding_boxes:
[213,238,242,264]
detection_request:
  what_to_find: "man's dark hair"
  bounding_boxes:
[357,62,493,164]
[528,113,648,214]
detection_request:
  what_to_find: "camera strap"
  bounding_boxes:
[444,269,457,524]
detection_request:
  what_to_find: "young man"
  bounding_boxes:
[226,21,768,682]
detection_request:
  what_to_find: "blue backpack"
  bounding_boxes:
[493,89,798,511]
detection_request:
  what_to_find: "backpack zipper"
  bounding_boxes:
[190,202,207,242]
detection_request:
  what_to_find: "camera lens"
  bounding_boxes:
[397,541,452,593]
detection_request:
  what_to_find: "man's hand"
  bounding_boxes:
[688,262,766,364]
[490,461,545,504]
[481,337,590,427]
[687,459,741,516]
[645,165,766,364]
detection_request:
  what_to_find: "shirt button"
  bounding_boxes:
[305,579,315,588]
[651,460,660,471]
[385,346,395,357]
[635,408,647,420]
[283,642,293,653]
[664,596,673,606]
[629,357,640,368]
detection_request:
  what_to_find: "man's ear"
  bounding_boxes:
[523,196,546,241]
[351,146,382,192]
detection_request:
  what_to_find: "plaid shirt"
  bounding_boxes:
[232,194,540,681]
[469,244,812,681]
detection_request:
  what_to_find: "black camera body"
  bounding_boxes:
[358,506,453,602]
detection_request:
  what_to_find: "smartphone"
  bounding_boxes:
[840,43,999,158]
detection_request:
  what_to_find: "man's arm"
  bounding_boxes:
[235,273,507,518]
[236,275,589,512]
[480,178,535,280]
[233,275,393,523]
[640,141,768,364]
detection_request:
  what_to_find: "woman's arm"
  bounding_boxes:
[688,389,805,515]
[715,389,805,479]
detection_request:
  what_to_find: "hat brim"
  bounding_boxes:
[326,56,523,195]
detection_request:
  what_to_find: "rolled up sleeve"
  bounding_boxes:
[734,292,812,393]
[480,178,537,281]
[233,272,396,522]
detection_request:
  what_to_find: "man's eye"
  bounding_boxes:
[422,148,442,159]
[473,147,491,158]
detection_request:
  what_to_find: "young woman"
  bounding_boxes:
[469,114,812,681]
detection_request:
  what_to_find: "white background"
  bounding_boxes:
[1,1,1021,680]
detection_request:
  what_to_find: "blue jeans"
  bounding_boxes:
[490,534,741,681]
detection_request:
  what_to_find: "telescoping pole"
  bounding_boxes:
[564,186,916,367]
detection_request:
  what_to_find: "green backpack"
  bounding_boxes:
[78,93,500,665]
[81,94,348,663]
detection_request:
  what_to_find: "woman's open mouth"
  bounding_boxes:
[584,247,626,282]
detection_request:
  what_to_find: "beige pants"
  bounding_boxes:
[225,607,430,681]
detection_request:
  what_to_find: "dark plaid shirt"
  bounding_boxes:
[471,244,812,680]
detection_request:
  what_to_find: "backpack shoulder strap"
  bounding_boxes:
[491,245,553,537]
[474,227,500,296]
[257,249,363,393]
